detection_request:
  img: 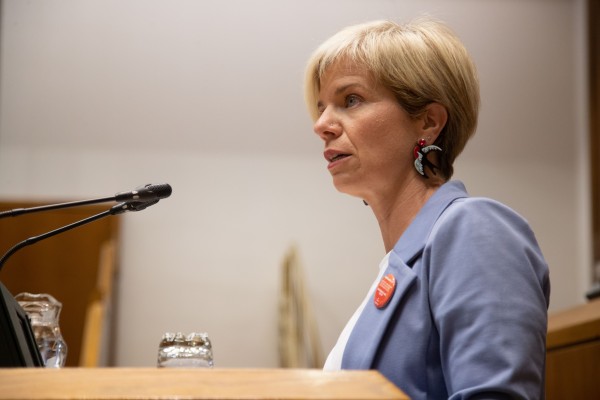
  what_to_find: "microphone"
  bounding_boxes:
[114,183,172,202]
[0,183,172,219]
[0,183,172,272]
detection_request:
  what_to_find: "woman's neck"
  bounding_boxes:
[371,177,444,253]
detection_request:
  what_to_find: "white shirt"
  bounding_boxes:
[323,252,391,370]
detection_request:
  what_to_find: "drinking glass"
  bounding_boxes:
[157,332,213,368]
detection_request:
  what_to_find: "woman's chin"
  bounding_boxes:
[332,179,364,198]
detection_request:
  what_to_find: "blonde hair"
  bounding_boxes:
[304,19,480,179]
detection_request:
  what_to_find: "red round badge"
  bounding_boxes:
[374,273,396,309]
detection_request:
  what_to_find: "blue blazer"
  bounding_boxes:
[342,181,550,400]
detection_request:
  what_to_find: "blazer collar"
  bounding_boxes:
[389,180,469,268]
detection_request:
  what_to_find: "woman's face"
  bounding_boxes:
[313,60,421,201]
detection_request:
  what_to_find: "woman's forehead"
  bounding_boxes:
[319,59,375,87]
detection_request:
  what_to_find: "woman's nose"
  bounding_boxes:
[313,108,341,141]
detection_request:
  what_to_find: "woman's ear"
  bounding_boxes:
[420,102,448,142]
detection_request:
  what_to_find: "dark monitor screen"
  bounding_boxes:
[0,282,43,367]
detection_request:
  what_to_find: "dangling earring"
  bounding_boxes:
[413,139,442,179]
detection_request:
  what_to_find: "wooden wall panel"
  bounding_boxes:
[0,200,120,367]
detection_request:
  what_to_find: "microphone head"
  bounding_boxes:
[138,183,172,200]
[115,183,172,202]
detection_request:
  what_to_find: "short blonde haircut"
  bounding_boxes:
[304,19,480,179]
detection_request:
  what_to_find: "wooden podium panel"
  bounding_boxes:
[0,368,409,400]
[546,299,600,399]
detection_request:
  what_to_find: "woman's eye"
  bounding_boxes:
[345,94,361,108]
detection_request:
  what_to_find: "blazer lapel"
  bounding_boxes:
[341,260,417,369]
[341,180,469,370]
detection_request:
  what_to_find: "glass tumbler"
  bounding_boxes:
[157,332,213,368]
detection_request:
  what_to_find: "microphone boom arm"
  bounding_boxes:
[0,196,115,219]
[0,183,172,220]
[0,201,145,273]
[0,183,171,272]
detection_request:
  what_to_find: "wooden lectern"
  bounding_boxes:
[0,368,409,399]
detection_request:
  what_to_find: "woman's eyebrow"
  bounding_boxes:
[334,82,367,95]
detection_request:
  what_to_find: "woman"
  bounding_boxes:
[304,19,550,399]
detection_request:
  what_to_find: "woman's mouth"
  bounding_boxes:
[324,149,351,169]
[330,153,350,162]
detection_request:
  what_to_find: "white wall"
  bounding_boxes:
[0,0,591,367]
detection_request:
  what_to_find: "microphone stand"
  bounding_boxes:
[0,183,171,272]
[0,185,168,367]
[0,202,124,368]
